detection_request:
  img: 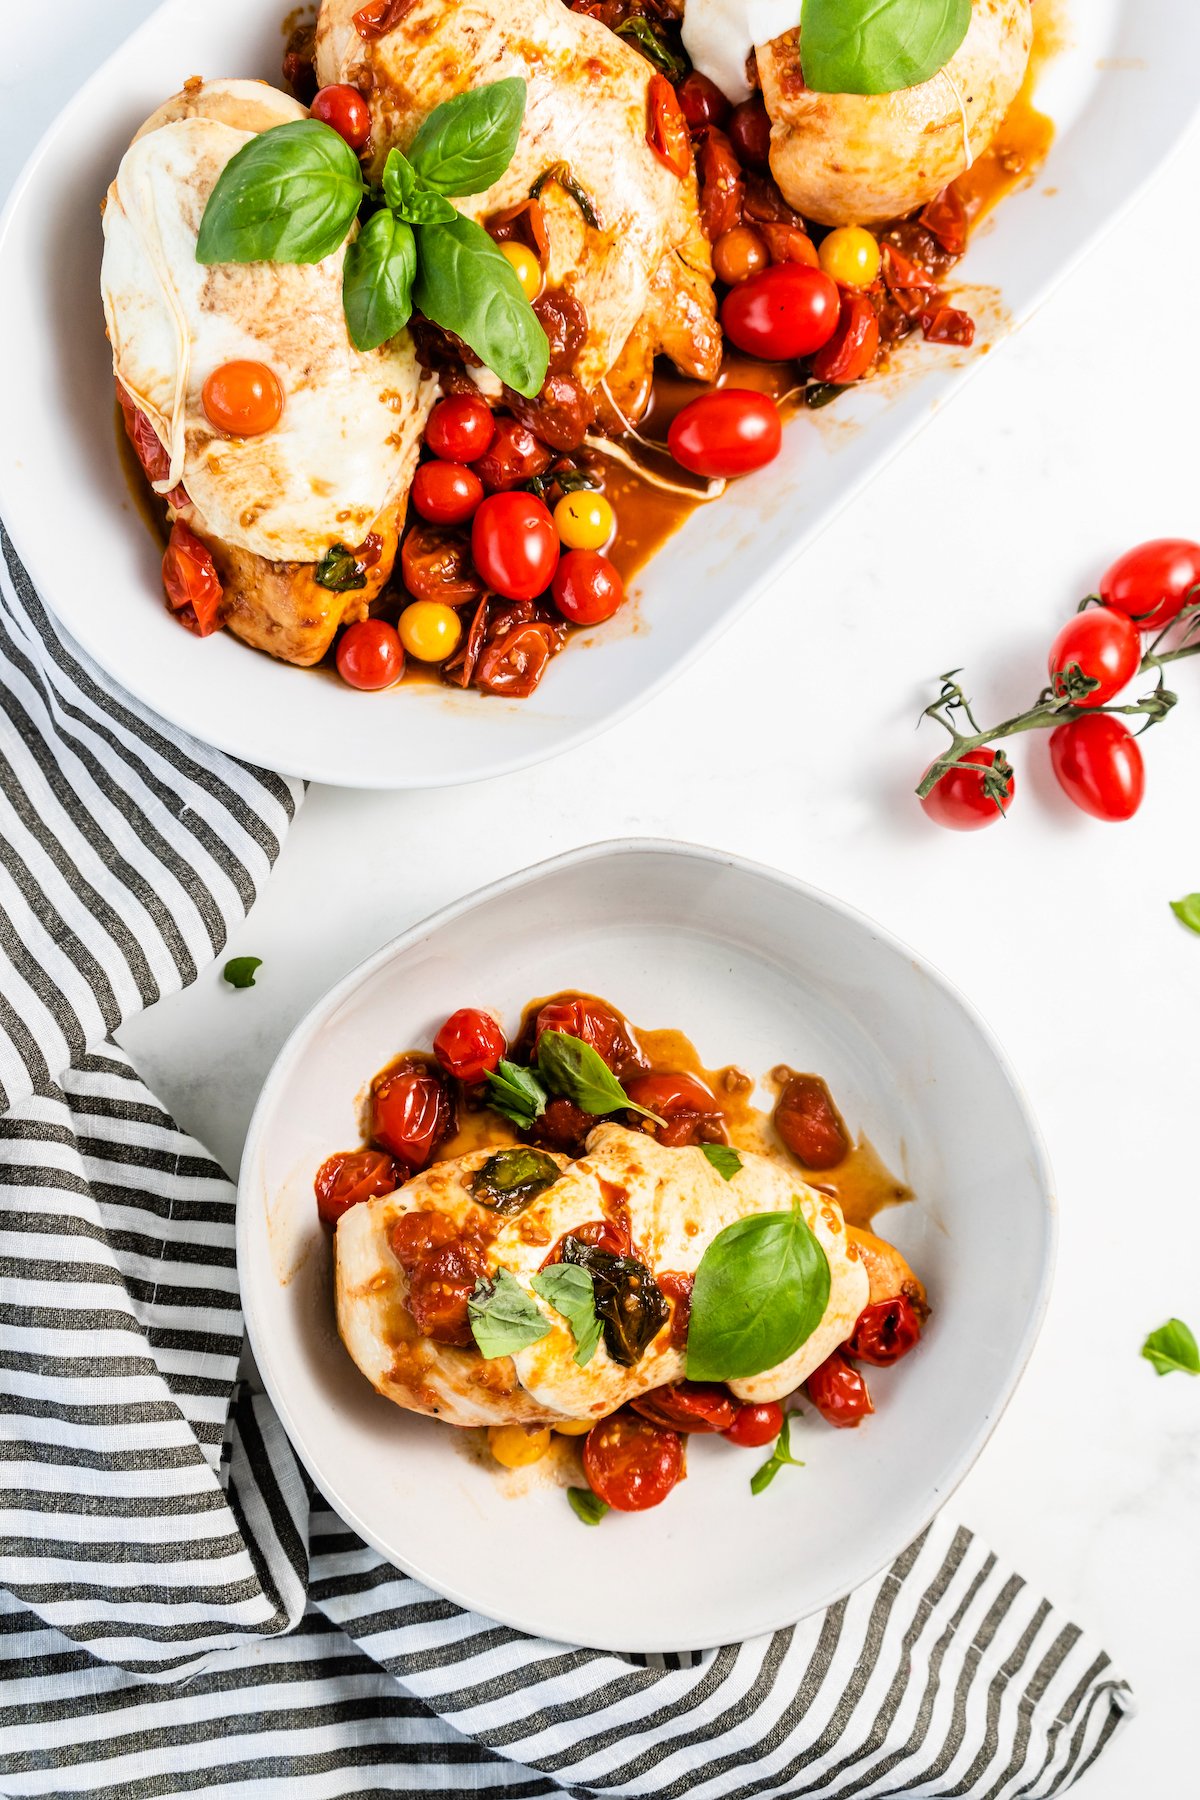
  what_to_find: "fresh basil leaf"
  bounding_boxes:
[382,150,458,224]
[799,0,972,97]
[535,1031,667,1127]
[532,1264,603,1367]
[568,1487,609,1526]
[408,77,527,197]
[413,212,549,398]
[1141,1318,1200,1377]
[222,957,262,990]
[315,544,367,592]
[701,1144,742,1182]
[196,119,364,265]
[484,1059,548,1131]
[343,210,416,351]
[471,1147,562,1215]
[750,1410,805,1496]
[558,1237,668,1367]
[615,17,688,80]
[468,1268,551,1359]
[1169,893,1200,935]
[686,1201,831,1383]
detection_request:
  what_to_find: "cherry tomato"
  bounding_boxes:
[314,1149,398,1226]
[811,289,881,384]
[774,1075,849,1170]
[583,1410,684,1511]
[474,621,559,699]
[551,550,624,625]
[677,70,730,132]
[407,1240,487,1346]
[398,600,462,663]
[758,223,820,268]
[411,460,484,526]
[624,1071,724,1147]
[721,264,840,361]
[310,84,371,150]
[550,1218,632,1260]
[919,747,1014,831]
[534,997,647,1078]
[433,1008,507,1083]
[335,618,404,691]
[819,226,881,289]
[424,394,496,464]
[473,415,553,492]
[1048,607,1140,707]
[1098,539,1200,632]
[631,1382,737,1434]
[668,390,782,480]
[657,1271,693,1348]
[371,1061,454,1169]
[202,361,284,437]
[401,525,482,606]
[554,490,615,551]
[712,225,769,287]
[117,382,171,486]
[646,73,691,179]
[728,96,771,169]
[697,128,744,241]
[499,241,542,300]
[162,523,223,636]
[849,1295,923,1367]
[1049,714,1145,822]
[471,492,559,601]
[806,1352,873,1428]
[919,186,967,256]
[723,1400,785,1448]
[389,1209,458,1270]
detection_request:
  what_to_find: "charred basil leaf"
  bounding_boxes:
[615,17,688,81]
[471,1147,561,1215]
[467,1267,550,1359]
[315,544,367,592]
[701,1144,742,1182]
[530,162,601,230]
[531,1263,602,1367]
[484,1059,548,1131]
[559,1236,669,1367]
[568,1487,609,1526]
[805,382,848,410]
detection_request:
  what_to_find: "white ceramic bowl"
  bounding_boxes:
[238,841,1055,1651]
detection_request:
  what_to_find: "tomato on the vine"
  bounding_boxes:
[1048,606,1140,706]
[723,1401,785,1448]
[1049,714,1145,821]
[336,618,404,691]
[433,1008,507,1083]
[583,1411,684,1511]
[721,264,840,361]
[919,748,1014,831]
[1098,539,1200,632]
[668,390,782,479]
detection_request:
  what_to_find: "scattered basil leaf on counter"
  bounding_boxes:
[414,212,550,398]
[471,1147,562,1215]
[532,1264,603,1367]
[799,0,972,97]
[484,1059,548,1131]
[468,1268,550,1359]
[1141,1318,1200,1377]
[343,210,417,351]
[408,78,527,197]
[381,150,458,224]
[701,1144,743,1182]
[558,1237,669,1367]
[223,957,262,990]
[536,1031,667,1126]
[568,1487,609,1526]
[750,1411,805,1496]
[1169,893,1200,935]
[615,16,688,80]
[315,544,368,592]
[197,120,365,264]
[686,1201,831,1383]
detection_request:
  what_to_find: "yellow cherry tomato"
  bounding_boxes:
[499,241,543,302]
[488,1424,552,1468]
[554,490,616,552]
[397,600,462,664]
[553,1418,595,1437]
[818,226,881,289]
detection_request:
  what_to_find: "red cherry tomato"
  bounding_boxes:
[310,84,372,150]
[335,619,404,691]
[697,127,744,241]
[534,997,647,1079]
[371,1061,454,1169]
[583,1410,684,1511]
[919,747,1014,831]
[657,1271,694,1348]
[677,70,730,132]
[471,492,559,601]
[721,264,840,361]
[728,96,771,169]
[401,524,482,606]
[812,290,881,384]
[723,1400,785,1448]
[389,1209,458,1270]
[806,1352,873,1428]
[433,1008,507,1083]
[849,1294,923,1366]
[474,621,558,698]
[551,551,624,625]
[646,73,691,179]
[631,1382,737,1434]
[668,390,782,480]
[411,460,484,526]
[624,1071,725,1148]
[1098,539,1200,632]
[424,394,496,463]
[202,361,285,437]
[314,1149,399,1226]
[473,415,553,492]
[406,1240,488,1346]
[1049,714,1145,822]
[162,523,223,636]
[1048,606,1141,707]
[774,1075,849,1170]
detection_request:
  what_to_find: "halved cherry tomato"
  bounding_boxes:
[407,1240,487,1345]
[1049,714,1145,822]
[1048,607,1140,707]
[314,1149,398,1226]
[806,1352,873,1428]
[162,523,223,636]
[310,84,371,150]
[371,1060,454,1169]
[774,1075,849,1170]
[474,622,558,698]
[668,390,782,480]
[919,747,1014,830]
[624,1071,725,1147]
[721,263,840,361]
[631,1382,737,1434]
[389,1209,458,1270]
[723,1400,784,1448]
[583,1410,684,1511]
[551,551,624,625]
[697,128,744,241]
[919,186,967,255]
[921,307,975,347]
[646,74,690,179]
[412,460,484,526]
[401,524,482,606]
[336,619,404,691]
[534,997,647,1078]
[1099,539,1200,632]
[811,290,880,384]
[433,1008,507,1083]
[202,361,284,437]
[677,70,729,132]
[471,493,559,601]
[849,1295,923,1366]
[473,416,553,492]
[728,96,771,169]
[425,394,496,464]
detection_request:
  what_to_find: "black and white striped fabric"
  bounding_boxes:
[0,526,1133,1796]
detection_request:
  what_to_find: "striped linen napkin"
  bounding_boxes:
[0,525,1133,1797]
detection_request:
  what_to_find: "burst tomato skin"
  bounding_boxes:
[433,1008,507,1083]
[471,493,559,601]
[631,1382,737,1434]
[721,264,840,360]
[533,997,647,1079]
[473,416,553,492]
[425,394,496,463]
[677,70,729,132]
[310,84,372,150]
[849,1295,923,1366]
[806,1353,873,1428]
[162,523,223,636]
[407,1241,487,1346]
[401,524,482,606]
[624,1071,725,1147]
[551,551,624,625]
[774,1075,849,1170]
[412,460,484,526]
[1049,714,1145,821]
[1098,539,1200,632]
[370,1062,454,1169]
[335,619,404,691]
[583,1410,684,1511]
[723,1401,785,1448]
[474,621,558,698]
[919,748,1014,831]
[646,73,691,178]
[811,289,880,384]
[1048,607,1140,706]
[667,390,781,480]
[314,1149,399,1226]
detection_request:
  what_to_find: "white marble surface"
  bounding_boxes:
[5,3,1199,1786]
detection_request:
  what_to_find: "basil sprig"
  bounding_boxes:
[536,1031,667,1126]
[468,1268,550,1359]
[1141,1318,1200,1377]
[701,1144,742,1182]
[750,1411,805,1496]
[799,0,972,97]
[532,1264,602,1367]
[485,1059,549,1131]
[686,1201,831,1383]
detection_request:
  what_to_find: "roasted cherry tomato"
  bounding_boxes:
[849,1294,923,1366]
[474,621,558,698]
[398,600,461,663]
[118,382,171,486]
[1098,539,1200,632]
[499,240,542,300]
[162,523,223,636]
[631,1382,737,1434]
[668,390,782,480]
[406,1241,487,1346]
[551,550,624,625]
[723,1400,785,1448]
[335,618,404,691]
[425,394,495,463]
[646,73,691,179]
[1048,606,1140,707]
[412,460,484,526]
[677,70,730,132]
[389,1209,459,1270]
[728,96,771,169]
[919,747,1014,831]
[919,186,967,255]
[202,361,284,437]
[534,997,647,1078]
[433,1008,507,1083]
[812,289,881,384]
[721,264,840,361]
[697,127,744,242]
[371,1061,454,1169]
[624,1071,725,1147]
[583,1410,684,1511]
[657,1271,693,1348]
[554,490,614,551]
[474,415,553,492]
[759,223,819,268]
[1049,714,1145,822]
[314,1149,398,1226]
[401,525,482,607]
[310,84,372,150]
[471,492,559,601]
[819,226,882,289]
[806,1352,874,1428]
[712,225,769,287]
[774,1074,849,1170]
